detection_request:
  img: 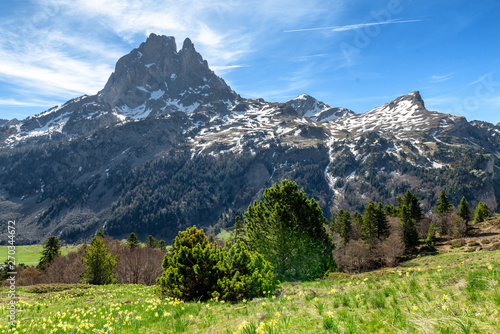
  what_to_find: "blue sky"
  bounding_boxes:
[0,0,499,124]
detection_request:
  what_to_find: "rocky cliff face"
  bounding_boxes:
[99,34,238,116]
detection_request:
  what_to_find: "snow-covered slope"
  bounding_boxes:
[285,94,355,122]
[332,91,456,136]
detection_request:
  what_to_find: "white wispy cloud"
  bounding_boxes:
[0,98,61,107]
[284,19,422,33]
[0,0,344,115]
[430,73,455,83]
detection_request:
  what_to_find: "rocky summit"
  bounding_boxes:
[0,34,499,244]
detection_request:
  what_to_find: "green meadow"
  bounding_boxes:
[1,249,498,333]
[0,245,79,266]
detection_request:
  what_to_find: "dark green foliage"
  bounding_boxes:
[375,202,390,239]
[457,197,471,222]
[0,259,11,282]
[215,240,277,302]
[157,240,167,251]
[81,236,118,285]
[146,235,158,248]
[334,209,352,245]
[126,232,140,249]
[228,215,246,243]
[384,204,397,217]
[361,201,377,244]
[105,144,332,244]
[399,190,423,221]
[351,211,363,240]
[157,227,219,301]
[435,190,453,214]
[399,205,419,253]
[424,222,437,252]
[474,202,490,223]
[36,236,61,271]
[155,226,277,302]
[245,180,335,281]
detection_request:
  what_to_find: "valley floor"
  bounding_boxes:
[1,249,499,333]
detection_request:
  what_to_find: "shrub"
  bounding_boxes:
[214,240,277,302]
[481,239,490,245]
[380,233,405,266]
[156,226,277,302]
[451,239,465,248]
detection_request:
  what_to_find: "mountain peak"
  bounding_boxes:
[97,34,237,114]
[285,94,355,122]
[182,38,195,51]
[403,91,425,109]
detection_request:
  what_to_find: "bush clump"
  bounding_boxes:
[155,226,277,302]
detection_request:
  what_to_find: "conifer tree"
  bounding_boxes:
[457,197,471,222]
[376,202,390,239]
[351,211,363,240]
[157,240,167,251]
[245,180,335,281]
[474,202,490,223]
[36,236,61,271]
[156,226,277,302]
[336,209,351,245]
[126,232,140,249]
[228,215,246,242]
[400,190,423,221]
[424,222,437,252]
[146,235,158,248]
[435,190,452,214]
[399,205,419,253]
[81,236,118,285]
[361,201,377,245]
[329,211,338,233]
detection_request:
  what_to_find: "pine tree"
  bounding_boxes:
[36,236,61,271]
[474,202,490,223]
[146,235,158,248]
[424,222,437,252]
[384,204,396,217]
[157,240,167,251]
[435,190,452,214]
[81,236,118,285]
[126,232,140,249]
[228,216,246,242]
[399,205,419,253]
[400,190,423,221]
[245,180,335,281]
[336,209,351,245]
[156,227,277,302]
[329,211,338,233]
[351,211,363,240]
[361,201,377,245]
[457,197,471,226]
[375,202,390,239]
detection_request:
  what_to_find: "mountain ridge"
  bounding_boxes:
[0,34,498,244]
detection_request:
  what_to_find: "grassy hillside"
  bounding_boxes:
[1,249,498,333]
[0,245,79,266]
